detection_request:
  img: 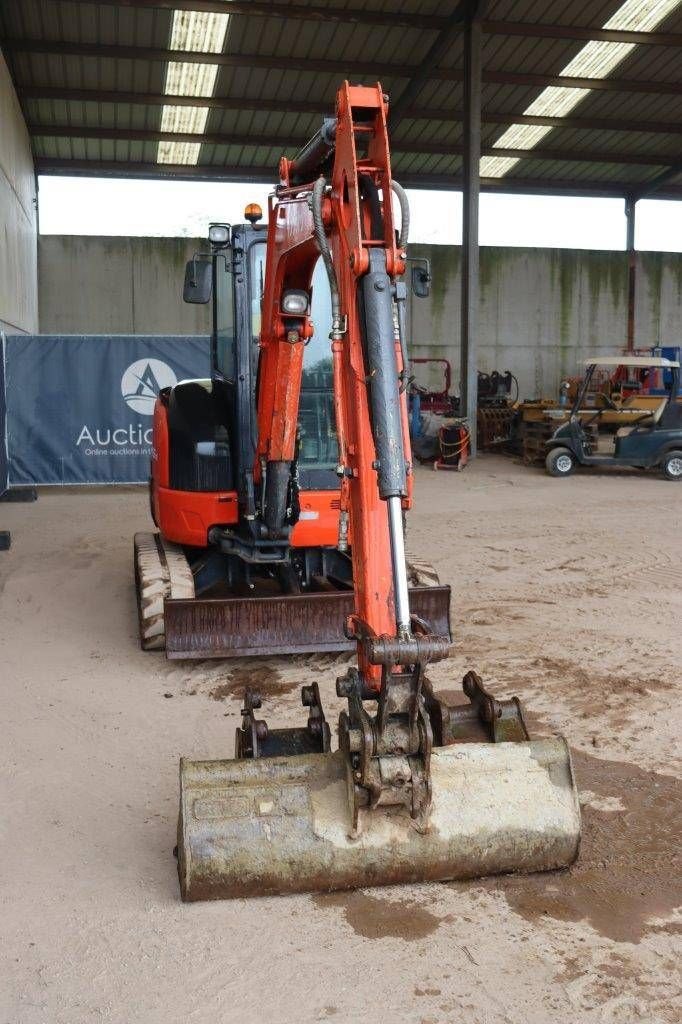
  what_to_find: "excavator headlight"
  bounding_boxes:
[208,223,230,247]
[281,289,309,315]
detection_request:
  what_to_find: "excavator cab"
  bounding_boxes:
[178,220,339,519]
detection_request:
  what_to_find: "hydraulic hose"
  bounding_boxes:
[391,179,410,249]
[390,180,410,376]
[311,176,343,343]
[289,118,336,186]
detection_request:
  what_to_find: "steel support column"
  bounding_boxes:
[460,4,484,455]
[625,197,636,352]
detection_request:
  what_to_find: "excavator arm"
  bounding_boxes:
[255,83,415,686]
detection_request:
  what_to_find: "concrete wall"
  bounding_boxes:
[408,244,682,399]
[38,236,211,335]
[0,48,38,335]
[37,235,682,399]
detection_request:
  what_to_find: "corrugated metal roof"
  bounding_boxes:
[1,0,681,197]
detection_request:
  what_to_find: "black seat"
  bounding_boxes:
[168,380,234,492]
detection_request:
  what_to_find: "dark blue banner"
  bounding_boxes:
[0,336,7,493]
[5,335,210,485]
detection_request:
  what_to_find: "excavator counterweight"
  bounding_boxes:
[154,81,581,900]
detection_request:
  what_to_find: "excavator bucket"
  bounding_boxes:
[178,738,580,901]
[163,585,452,659]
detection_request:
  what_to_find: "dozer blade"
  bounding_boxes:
[177,738,580,901]
[164,585,451,659]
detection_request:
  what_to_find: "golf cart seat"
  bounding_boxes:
[615,398,667,438]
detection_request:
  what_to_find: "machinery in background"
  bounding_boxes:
[410,409,471,471]
[517,347,682,465]
[476,369,518,452]
[610,345,682,398]
[477,369,518,406]
[173,82,580,901]
[408,357,469,469]
[409,357,455,428]
[546,355,682,479]
[433,420,471,471]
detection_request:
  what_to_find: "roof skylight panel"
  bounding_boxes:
[480,0,681,178]
[157,11,229,165]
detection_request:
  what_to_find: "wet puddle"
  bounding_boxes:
[313,891,443,941]
[313,746,680,945]
[208,664,299,701]
[478,748,681,943]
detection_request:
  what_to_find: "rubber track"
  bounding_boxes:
[134,532,194,651]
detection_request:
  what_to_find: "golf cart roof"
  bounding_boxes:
[583,356,680,368]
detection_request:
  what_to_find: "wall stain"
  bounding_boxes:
[411,243,459,341]
[641,251,664,345]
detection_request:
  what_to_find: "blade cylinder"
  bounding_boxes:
[177,738,580,901]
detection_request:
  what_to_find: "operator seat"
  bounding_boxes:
[167,379,234,491]
[615,398,667,439]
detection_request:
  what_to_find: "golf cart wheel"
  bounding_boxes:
[545,447,576,478]
[661,450,682,481]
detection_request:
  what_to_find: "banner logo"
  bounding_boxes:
[121,359,177,416]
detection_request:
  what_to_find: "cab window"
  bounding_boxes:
[298,257,338,478]
[249,241,267,344]
[213,253,236,381]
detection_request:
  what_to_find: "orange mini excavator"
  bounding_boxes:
[142,82,580,900]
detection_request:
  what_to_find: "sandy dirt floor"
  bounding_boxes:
[1,455,680,1024]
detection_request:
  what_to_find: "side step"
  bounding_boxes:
[164,585,452,659]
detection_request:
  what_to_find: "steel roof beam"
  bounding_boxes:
[44,0,447,31]
[33,159,682,200]
[483,20,682,47]
[388,2,469,127]
[50,2,682,44]
[18,86,682,137]
[27,123,682,168]
[629,161,682,200]
[6,39,682,95]
[482,69,681,95]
